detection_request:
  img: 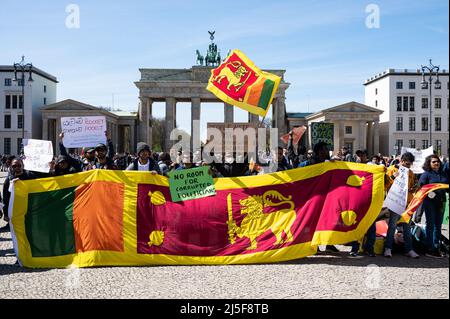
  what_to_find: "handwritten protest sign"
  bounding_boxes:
[23,139,54,173]
[61,116,107,148]
[280,126,307,145]
[383,166,409,215]
[401,146,433,174]
[311,122,334,150]
[168,166,216,202]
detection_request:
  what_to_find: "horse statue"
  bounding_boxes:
[216,51,222,65]
[205,50,215,66]
[195,50,204,66]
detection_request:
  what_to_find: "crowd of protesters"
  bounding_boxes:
[1,130,449,259]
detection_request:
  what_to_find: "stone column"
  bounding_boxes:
[367,121,373,155]
[272,99,278,130]
[248,113,259,126]
[147,98,153,148]
[42,116,48,140]
[191,97,201,151]
[358,121,366,150]
[55,118,62,155]
[373,120,380,154]
[139,97,148,143]
[130,123,135,154]
[277,96,287,136]
[338,120,345,150]
[224,103,234,123]
[165,97,176,151]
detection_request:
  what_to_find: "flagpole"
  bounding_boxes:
[258,114,267,128]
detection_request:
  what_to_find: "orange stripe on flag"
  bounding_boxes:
[247,79,265,106]
[73,181,124,253]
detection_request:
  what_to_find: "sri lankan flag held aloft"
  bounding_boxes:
[206,49,281,117]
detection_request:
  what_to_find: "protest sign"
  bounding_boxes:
[61,116,107,148]
[311,122,334,150]
[401,146,433,174]
[168,166,216,202]
[383,166,409,215]
[23,139,54,173]
[280,126,306,145]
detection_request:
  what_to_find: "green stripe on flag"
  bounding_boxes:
[25,187,77,257]
[257,79,275,110]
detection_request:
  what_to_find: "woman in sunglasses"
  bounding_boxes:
[419,155,449,258]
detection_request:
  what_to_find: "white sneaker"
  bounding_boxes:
[405,250,420,259]
[384,248,392,258]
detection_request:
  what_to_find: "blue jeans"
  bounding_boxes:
[384,211,413,252]
[423,199,445,252]
[351,223,376,253]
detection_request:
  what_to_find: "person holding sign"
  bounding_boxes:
[384,152,419,259]
[126,143,161,174]
[419,155,449,258]
[94,142,117,170]
[59,131,111,171]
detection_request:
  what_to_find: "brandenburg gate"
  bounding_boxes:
[135,66,290,151]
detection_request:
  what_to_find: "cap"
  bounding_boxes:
[57,155,69,164]
[83,146,95,153]
[95,143,107,151]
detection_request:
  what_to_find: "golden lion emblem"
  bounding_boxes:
[213,61,251,92]
[227,191,297,250]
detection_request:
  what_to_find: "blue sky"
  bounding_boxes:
[0,0,448,137]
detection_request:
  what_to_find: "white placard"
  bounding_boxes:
[23,139,54,173]
[400,146,433,174]
[383,166,409,215]
[61,116,107,148]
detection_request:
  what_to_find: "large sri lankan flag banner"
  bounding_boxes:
[206,49,281,117]
[10,162,385,268]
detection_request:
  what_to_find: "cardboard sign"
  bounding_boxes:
[280,126,307,145]
[23,139,54,173]
[400,146,433,174]
[61,116,107,148]
[383,166,409,215]
[168,166,216,202]
[311,122,334,150]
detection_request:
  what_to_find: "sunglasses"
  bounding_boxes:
[431,160,440,164]
[12,165,22,168]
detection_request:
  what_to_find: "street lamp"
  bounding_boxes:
[420,59,440,149]
[12,55,33,154]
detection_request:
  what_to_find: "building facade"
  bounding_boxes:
[364,68,449,157]
[135,66,290,151]
[287,102,383,156]
[41,99,138,155]
[0,65,57,155]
